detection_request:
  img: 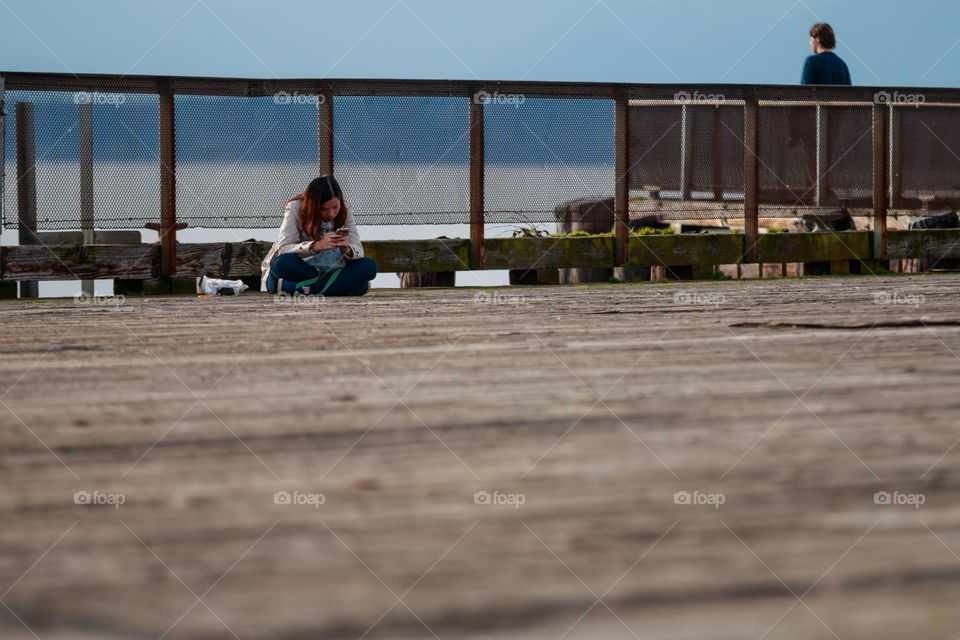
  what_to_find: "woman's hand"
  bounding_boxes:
[311,232,349,253]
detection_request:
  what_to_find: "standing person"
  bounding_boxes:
[789,23,852,199]
[261,175,377,296]
[801,22,852,85]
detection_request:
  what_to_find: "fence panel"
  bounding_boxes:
[3,75,960,236]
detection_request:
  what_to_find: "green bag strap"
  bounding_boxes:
[294,266,342,296]
[318,267,342,295]
[293,270,321,293]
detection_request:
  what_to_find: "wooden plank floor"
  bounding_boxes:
[2,275,960,639]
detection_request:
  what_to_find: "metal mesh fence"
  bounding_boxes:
[627,104,682,194]
[2,90,160,230]
[691,105,744,199]
[333,95,470,225]
[899,106,960,205]
[3,75,960,233]
[173,94,320,228]
[484,97,614,225]
[627,101,748,222]
[627,98,883,221]
[756,105,873,206]
[825,106,874,201]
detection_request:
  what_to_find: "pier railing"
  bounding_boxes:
[2,73,960,284]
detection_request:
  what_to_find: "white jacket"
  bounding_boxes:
[260,198,365,288]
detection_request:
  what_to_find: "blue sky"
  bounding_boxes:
[1,0,958,87]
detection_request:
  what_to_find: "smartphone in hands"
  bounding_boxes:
[335,227,349,236]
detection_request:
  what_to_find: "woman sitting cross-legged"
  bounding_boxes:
[261,175,377,296]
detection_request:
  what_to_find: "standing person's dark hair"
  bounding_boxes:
[809,23,836,50]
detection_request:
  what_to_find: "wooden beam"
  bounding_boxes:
[887,230,960,260]
[5,232,960,283]
[485,237,613,270]
[627,234,743,268]
[1,244,157,281]
[361,238,471,273]
[757,231,870,264]
[183,239,473,277]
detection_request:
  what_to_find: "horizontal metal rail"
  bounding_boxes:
[3,72,960,102]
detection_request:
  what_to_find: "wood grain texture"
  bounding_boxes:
[626,233,743,267]
[485,237,613,270]
[887,229,960,261]
[0,244,157,281]
[757,231,871,263]
[2,275,960,639]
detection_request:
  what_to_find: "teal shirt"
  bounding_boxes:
[801,51,851,85]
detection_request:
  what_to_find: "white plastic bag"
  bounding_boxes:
[196,275,249,296]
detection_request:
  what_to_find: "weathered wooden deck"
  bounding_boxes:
[2,275,960,639]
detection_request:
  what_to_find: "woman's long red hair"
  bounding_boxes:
[286,175,348,241]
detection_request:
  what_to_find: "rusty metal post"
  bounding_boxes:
[158,81,177,276]
[743,94,759,263]
[872,103,889,260]
[78,102,95,297]
[15,102,38,297]
[318,86,334,175]
[680,104,693,200]
[815,105,829,206]
[889,104,902,209]
[711,107,723,200]
[469,92,484,269]
[0,76,4,238]
[614,92,630,266]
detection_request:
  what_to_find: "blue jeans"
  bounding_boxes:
[266,253,377,296]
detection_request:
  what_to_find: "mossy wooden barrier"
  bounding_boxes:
[626,233,743,267]
[758,231,871,263]
[886,229,960,259]
[3,231,960,282]
[484,236,613,270]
